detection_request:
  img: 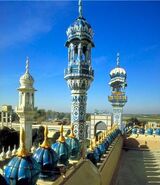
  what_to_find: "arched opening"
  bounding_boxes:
[94,121,107,139]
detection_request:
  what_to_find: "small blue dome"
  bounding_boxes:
[33,147,58,179]
[51,125,70,165]
[139,128,145,134]
[147,128,153,135]
[0,174,7,185]
[156,128,160,135]
[52,142,70,165]
[132,128,137,134]
[97,143,106,155]
[66,126,80,160]
[4,127,40,185]
[4,156,40,185]
[86,151,97,165]
[93,147,101,162]
[33,125,58,179]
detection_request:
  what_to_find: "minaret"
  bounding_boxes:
[108,53,127,132]
[64,0,94,141]
[16,57,36,151]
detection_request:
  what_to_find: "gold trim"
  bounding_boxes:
[17,126,29,157]
[57,124,65,143]
[69,125,76,139]
[40,125,50,148]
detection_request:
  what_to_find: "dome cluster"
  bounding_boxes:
[87,126,121,166]
[2,125,81,184]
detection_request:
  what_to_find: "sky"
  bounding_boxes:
[0,1,160,114]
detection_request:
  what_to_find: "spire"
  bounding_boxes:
[17,126,29,157]
[89,139,94,151]
[69,124,76,138]
[57,124,65,143]
[40,125,50,148]
[78,0,83,18]
[26,56,29,73]
[116,52,120,67]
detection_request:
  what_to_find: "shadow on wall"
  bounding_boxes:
[123,138,149,150]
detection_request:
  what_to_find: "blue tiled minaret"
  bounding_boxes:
[64,0,94,141]
[108,53,127,132]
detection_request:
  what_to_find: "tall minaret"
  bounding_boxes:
[108,53,127,132]
[64,0,94,141]
[16,57,36,151]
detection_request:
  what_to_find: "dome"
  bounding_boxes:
[0,174,7,185]
[19,58,34,89]
[66,0,94,46]
[65,125,80,160]
[33,126,58,179]
[110,67,126,76]
[4,127,40,185]
[51,125,70,165]
[110,53,126,77]
[66,17,93,43]
[4,156,41,185]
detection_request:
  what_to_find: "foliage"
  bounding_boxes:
[34,109,71,124]
[32,126,44,146]
[0,127,19,151]
[51,131,60,144]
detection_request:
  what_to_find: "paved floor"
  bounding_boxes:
[114,150,160,185]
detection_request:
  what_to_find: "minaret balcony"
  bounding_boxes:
[64,68,94,79]
[16,106,35,113]
[108,95,127,103]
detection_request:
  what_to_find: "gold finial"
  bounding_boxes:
[93,137,97,147]
[57,124,65,143]
[17,126,29,157]
[102,132,105,140]
[98,134,102,144]
[40,125,50,148]
[68,125,75,139]
[89,139,94,151]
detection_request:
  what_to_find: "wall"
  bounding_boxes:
[37,136,123,185]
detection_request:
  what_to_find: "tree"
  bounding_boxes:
[0,127,19,150]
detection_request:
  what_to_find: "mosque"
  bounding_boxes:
[0,1,160,185]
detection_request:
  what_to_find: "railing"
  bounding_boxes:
[108,95,127,102]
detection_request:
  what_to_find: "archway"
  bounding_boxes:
[94,121,107,138]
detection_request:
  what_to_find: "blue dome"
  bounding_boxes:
[4,156,40,185]
[93,147,101,162]
[66,17,94,46]
[156,128,160,135]
[66,126,80,160]
[132,128,137,134]
[97,142,106,155]
[0,174,7,185]
[51,125,70,165]
[51,142,70,165]
[147,128,153,135]
[139,128,145,134]
[33,125,58,179]
[86,151,97,166]
[33,147,58,179]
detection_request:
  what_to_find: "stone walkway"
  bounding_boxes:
[114,150,160,185]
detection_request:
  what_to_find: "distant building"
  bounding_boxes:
[1,105,12,127]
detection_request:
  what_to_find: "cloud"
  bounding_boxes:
[0,1,68,49]
[93,56,108,64]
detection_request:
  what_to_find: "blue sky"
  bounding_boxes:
[0,1,160,114]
